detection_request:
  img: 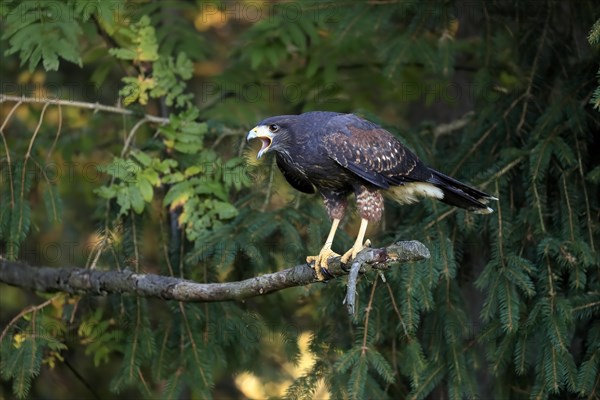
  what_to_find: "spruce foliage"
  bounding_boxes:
[1,1,598,398]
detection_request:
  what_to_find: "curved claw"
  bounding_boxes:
[307,247,340,281]
[320,266,335,280]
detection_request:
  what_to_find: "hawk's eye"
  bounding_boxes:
[268,124,280,133]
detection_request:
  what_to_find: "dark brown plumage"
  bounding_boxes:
[247,111,496,279]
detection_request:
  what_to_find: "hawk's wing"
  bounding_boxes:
[275,153,315,194]
[322,114,431,188]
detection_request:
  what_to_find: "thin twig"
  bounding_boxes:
[0,94,169,125]
[571,300,600,313]
[433,111,475,139]
[0,100,23,208]
[451,93,526,175]
[496,180,507,269]
[86,236,108,270]
[32,159,59,221]
[385,281,409,338]
[17,103,49,255]
[64,358,102,400]
[136,368,152,397]
[0,296,58,344]
[361,279,379,355]
[130,210,140,273]
[425,157,522,230]
[120,118,150,158]
[46,104,62,161]
[575,135,595,252]
[23,102,49,160]
[210,128,243,150]
[516,4,551,136]
[178,302,209,386]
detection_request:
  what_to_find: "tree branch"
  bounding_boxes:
[0,94,169,125]
[0,241,430,303]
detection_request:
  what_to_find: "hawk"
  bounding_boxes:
[247,112,496,280]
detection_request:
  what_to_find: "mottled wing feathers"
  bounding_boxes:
[323,114,431,188]
[275,153,315,194]
[339,157,390,188]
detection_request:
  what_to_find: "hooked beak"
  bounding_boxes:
[246,126,273,159]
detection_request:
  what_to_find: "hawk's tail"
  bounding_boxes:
[428,169,497,214]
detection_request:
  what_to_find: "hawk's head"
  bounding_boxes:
[247,115,296,159]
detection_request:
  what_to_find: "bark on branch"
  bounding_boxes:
[0,241,430,302]
[0,94,170,125]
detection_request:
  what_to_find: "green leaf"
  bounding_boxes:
[138,178,154,203]
[287,23,307,51]
[132,150,152,167]
[184,166,202,177]
[164,181,193,207]
[250,50,264,70]
[141,168,160,186]
[162,171,185,184]
[95,186,117,199]
[109,16,158,62]
[116,187,131,216]
[306,57,320,78]
[213,201,238,220]
[2,2,82,71]
[128,186,145,214]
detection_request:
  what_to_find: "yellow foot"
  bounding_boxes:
[307,247,340,281]
[340,239,371,264]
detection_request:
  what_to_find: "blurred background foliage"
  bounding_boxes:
[0,0,599,399]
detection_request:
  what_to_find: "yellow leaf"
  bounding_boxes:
[13,333,27,349]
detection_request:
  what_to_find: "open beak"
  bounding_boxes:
[246,126,273,159]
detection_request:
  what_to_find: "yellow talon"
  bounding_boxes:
[307,217,373,279]
[340,238,371,264]
[307,246,340,281]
